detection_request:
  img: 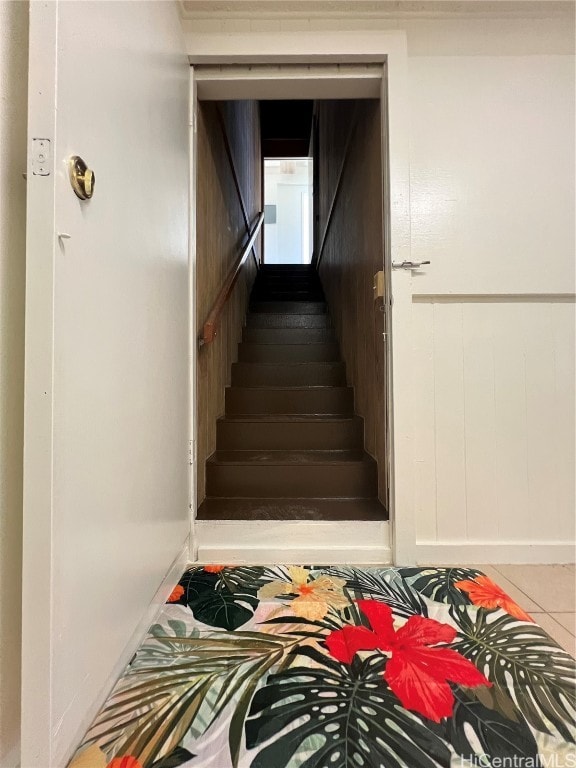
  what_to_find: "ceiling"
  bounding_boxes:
[179,1,572,20]
[260,100,313,158]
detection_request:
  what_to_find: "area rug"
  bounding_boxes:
[70,565,576,768]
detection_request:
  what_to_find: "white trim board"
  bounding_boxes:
[61,537,190,764]
[195,520,392,564]
[195,63,382,100]
[415,542,576,565]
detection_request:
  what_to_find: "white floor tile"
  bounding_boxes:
[549,612,576,637]
[531,613,576,658]
[491,565,576,613]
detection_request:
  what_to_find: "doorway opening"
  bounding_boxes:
[263,158,313,265]
[192,65,393,561]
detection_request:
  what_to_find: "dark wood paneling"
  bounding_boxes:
[317,100,388,504]
[196,101,261,504]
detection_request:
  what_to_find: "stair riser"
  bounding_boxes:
[232,362,345,387]
[238,343,340,364]
[250,302,326,314]
[226,387,354,415]
[217,418,363,450]
[254,278,321,286]
[250,292,325,302]
[246,313,331,329]
[255,276,320,285]
[260,266,314,273]
[206,463,377,498]
[243,328,335,344]
[254,283,321,292]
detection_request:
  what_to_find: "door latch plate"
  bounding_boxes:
[31,138,51,176]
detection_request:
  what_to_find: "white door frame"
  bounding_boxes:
[188,67,199,561]
[187,31,415,565]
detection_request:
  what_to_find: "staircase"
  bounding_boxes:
[197,264,387,521]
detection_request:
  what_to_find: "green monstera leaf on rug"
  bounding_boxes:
[326,566,428,619]
[445,687,539,764]
[399,567,483,606]
[452,607,576,741]
[175,568,259,630]
[150,748,196,768]
[84,627,297,768]
[245,648,451,768]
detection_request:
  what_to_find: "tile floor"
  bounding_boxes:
[478,564,575,656]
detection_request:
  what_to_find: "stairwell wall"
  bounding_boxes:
[196,100,261,504]
[316,100,388,505]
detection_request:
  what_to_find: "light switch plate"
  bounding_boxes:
[373,270,385,299]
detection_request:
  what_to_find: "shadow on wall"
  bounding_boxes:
[0,2,28,766]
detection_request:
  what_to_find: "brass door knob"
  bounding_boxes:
[69,155,95,200]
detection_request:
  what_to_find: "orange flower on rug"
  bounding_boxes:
[454,574,534,622]
[258,565,349,620]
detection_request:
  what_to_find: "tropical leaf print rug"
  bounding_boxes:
[70,566,576,768]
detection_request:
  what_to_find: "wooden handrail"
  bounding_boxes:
[313,104,359,271]
[199,212,265,347]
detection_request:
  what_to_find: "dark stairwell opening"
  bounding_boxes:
[196,97,389,522]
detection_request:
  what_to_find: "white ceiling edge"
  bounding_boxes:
[178,0,575,20]
[195,63,383,99]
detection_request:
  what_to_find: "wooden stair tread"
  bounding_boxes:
[209,450,370,465]
[197,497,387,521]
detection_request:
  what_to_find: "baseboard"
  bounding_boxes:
[195,520,391,564]
[63,537,190,765]
[0,744,20,768]
[415,541,576,565]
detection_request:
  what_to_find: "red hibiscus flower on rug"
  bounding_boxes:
[325,599,491,722]
[454,574,534,622]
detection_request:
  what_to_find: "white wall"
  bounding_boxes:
[0,2,28,766]
[182,4,575,562]
[22,3,190,765]
[408,49,574,562]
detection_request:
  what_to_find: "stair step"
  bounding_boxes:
[217,414,363,450]
[243,327,335,344]
[246,313,331,329]
[250,301,326,314]
[213,449,365,463]
[232,361,345,387]
[225,386,354,415]
[238,342,340,364]
[197,497,388,521]
[206,451,377,497]
[260,265,315,273]
[254,277,321,288]
[250,291,325,302]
